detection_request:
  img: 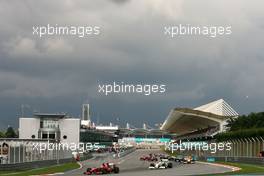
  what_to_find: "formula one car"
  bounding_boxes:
[175,155,185,163]
[159,154,177,161]
[149,159,173,169]
[140,154,158,162]
[183,156,195,164]
[83,163,119,175]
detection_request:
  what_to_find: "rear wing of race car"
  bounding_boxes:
[161,159,169,162]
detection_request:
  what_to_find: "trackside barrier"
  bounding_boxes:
[0,139,93,170]
[177,137,264,164]
[202,137,264,158]
[0,153,92,171]
[0,158,73,171]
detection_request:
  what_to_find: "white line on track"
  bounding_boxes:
[197,161,241,172]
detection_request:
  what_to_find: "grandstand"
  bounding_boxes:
[80,129,118,145]
[119,128,172,139]
[175,126,220,141]
[161,99,239,140]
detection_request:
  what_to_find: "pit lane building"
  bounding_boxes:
[161,99,239,137]
[19,113,80,144]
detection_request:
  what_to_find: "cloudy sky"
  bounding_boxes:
[0,0,263,129]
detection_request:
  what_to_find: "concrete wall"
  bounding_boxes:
[19,118,40,139]
[59,119,80,144]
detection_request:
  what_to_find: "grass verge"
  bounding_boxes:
[0,162,79,176]
[200,162,264,175]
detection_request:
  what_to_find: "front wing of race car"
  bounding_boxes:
[148,162,173,169]
[149,164,167,169]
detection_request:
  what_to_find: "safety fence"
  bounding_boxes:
[0,157,74,171]
[201,137,264,158]
[175,137,264,164]
[0,139,72,165]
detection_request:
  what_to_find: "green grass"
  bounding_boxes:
[200,162,264,175]
[0,162,79,176]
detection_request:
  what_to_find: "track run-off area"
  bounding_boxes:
[62,149,235,176]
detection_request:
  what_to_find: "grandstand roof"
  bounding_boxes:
[194,99,239,116]
[160,99,239,134]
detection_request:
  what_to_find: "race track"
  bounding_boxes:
[63,149,233,176]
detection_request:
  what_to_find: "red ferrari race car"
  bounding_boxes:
[83,163,120,175]
[140,154,158,162]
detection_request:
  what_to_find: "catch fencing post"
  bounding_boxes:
[18,142,21,163]
[8,141,11,164]
[236,139,239,157]
[260,137,264,151]
[0,141,2,164]
[228,140,231,157]
[252,137,255,157]
[30,143,33,162]
[234,139,238,157]
[249,138,253,157]
[23,141,25,163]
[231,140,235,157]
[246,138,249,157]
[238,139,241,156]
[13,142,16,163]
[253,137,255,157]
[256,137,260,156]
[232,140,235,157]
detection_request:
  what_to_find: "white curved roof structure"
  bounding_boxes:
[194,99,239,116]
[161,99,239,134]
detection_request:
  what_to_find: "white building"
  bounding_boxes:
[19,113,80,144]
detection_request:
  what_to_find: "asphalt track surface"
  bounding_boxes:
[63,149,233,176]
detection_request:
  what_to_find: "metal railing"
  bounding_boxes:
[173,137,264,164]
[201,137,264,158]
[0,139,72,164]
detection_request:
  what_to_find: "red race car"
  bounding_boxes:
[83,163,120,175]
[140,154,158,162]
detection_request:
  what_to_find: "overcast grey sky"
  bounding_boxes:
[0,0,263,129]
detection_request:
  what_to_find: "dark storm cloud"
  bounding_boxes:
[111,0,130,4]
[0,0,264,129]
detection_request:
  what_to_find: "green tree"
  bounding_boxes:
[226,112,264,131]
[5,126,17,138]
[0,131,5,138]
[217,112,264,141]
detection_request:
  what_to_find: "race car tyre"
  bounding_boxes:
[149,163,155,167]
[168,163,173,168]
[102,169,107,174]
[113,166,119,173]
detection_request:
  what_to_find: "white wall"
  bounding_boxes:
[19,118,40,139]
[59,119,80,144]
